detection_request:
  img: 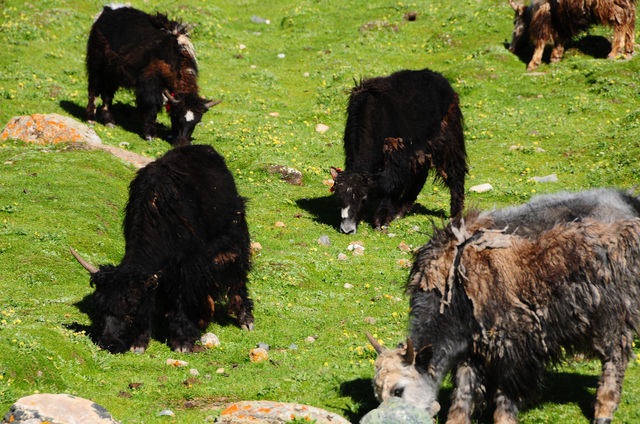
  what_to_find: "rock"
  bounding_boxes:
[268,112,279,117]
[530,173,558,183]
[274,221,286,228]
[250,15,270,24]
[360,397,434,424]
[288,343,298,350]
[189,368,200,376]
[267,165,303,185]
[359,21,399,32]
[315,123,329,133]
[469,183,493,193]
[257,342,270,351]
[166,358,189,367]
[317,235,331,246]
[348,242,365,256]
[3,393,120,424]
[305,336,316,343]
[397,259,412,268]
[303,72,310,77]
[344,283,354,289]
[364,316,376,325]
[249,348,268,363]
[200,332,220,348]
[397,241,411,252]
[250,241,262,254]
[217,401,350,424]
[216,368,225,374]
[1,113,102,146]
[337,253,348,261]
[158,409,175,417]
[277,53,285,59]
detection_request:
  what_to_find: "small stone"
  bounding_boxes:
[344,283,354,289]
[364,316,376,325]
[200,332,220,348]
[277,53,285,58]
[2,394,119,424]
[288,343,298,350]
[257,342,270,351]
[275,221,286,228]
[317,235,331,246]
[4,161,13,165]
[397,259,412,268]
[530,173,558,183]
[352,246,365,256]
[360,397,434,424]
[216,368,225,374]
[250,241,262,253]
[239,44,246,50]
[469,183,493,193]
[166,358,189,367]
[337,253,348,261]
[398,241,411,252]
[315,123,329,133]
[158,409,175,417]
[305,336,316,343]
[267,164,303,185]
[189,368,200,376]
[303,72,310,77]
[410,226,420,233]
[268,112,279,117]
[249,348,269,363]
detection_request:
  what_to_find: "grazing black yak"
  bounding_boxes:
[331,68,467,234]
[71,145,253,353]
[86,5,220,145]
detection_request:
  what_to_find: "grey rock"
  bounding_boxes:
[217,401,349,424]
[288,343,298,350]
[3,393,120,423]
[530,173,558,183]
[267,165,303,185]
[317,235,331,246]
[158,409,175,417]
[257,342,270,351]
[360,397,433,424]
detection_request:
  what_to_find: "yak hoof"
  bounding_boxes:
[174,345,193,353]
[145,135,154,142]
[105,122,115,129]
[87,120,97,126]
[592,419,612,424]
[130,346,146,354]
[241,322,255,331]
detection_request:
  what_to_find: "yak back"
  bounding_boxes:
[121,144,249,282]
[88,6,196,88]
[343,68,457,174]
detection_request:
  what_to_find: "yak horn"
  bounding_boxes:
[204,98,222,109]
[404,338,415,365]
[366,331,386,354]
[508,0,522,11]
[163,90,179,104]
[69,246,99,274]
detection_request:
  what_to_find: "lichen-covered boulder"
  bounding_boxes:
[359,397,433,424]
[1,114,102,146]
[217,401,350,424]
[3,393,120,424]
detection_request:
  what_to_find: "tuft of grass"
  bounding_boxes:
[0,0,639,423]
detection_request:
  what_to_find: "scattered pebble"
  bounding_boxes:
[288,343,298,350]
[250,241,262,252]
[303,72,310,77]
[239,44,246,50]
[4,161,13,165]
[277,53,285,59]
[387,233,396,237]
[158,409,175,417]
[216,368,225,374]
[166,359,189,367]
[337,253,348,261]
[364,316,376,325]
[250,15,270,24]
[275,221,286,228]
[530,173,558,183]
[249,348,269,363]
[410,226,420,233]
[305,336,316,344]
[315,123,329,133]
[317,235,331,246]
[344,283,354,289]
[397,259,412,268]
[189,368,200,376]
[469,183,493,193]
[268,112,279,117]
[200,332,220,348]
[397,241,411,252]
[257,342,270,351]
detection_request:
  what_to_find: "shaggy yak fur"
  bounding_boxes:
[71,145,253,353]
[86,5,220,145]
[369,188,640,424]
[508,0,636,70]
[330,68,467,234]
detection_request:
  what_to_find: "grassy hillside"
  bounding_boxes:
[1,0,639,422]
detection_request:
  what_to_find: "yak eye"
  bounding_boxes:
[392,386,404,397]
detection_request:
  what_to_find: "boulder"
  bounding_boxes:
[1,113,101,146]
[217,401,350,424]
[267,165,303,185]
[360,397,433,424]
[3,393,120,424]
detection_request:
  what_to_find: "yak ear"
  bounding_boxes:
[508,0,525,14]
[415,344,433,366]
[330,166,341,180]
[204,98,222,109]
[366,331,386,354]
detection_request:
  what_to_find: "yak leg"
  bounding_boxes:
[166,300,201,353]
[593,355,628,424]
[228,280,254,331]
[550,41,565,63]
[624,16,635,56]
[372,197,402,228]
[136,81,162,141]
[99,87,116,128]
[87,83,98,124]
[446,363,485,424]
[396,168,428,219]
[527,39,546,71]
[608,26,626,59]
[130,330,151,354]
[493,389,519,424]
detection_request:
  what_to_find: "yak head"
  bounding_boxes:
[367,332,441,417]
[164,91,221,146]
[70,247,157,354]
[508,0,532,53]
[330,167,375,234]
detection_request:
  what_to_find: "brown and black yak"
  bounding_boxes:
[86,5,220,145]
[330,68,467,234]
[508,0,636,70]
[369,188,640,424]
[71,145,253,353]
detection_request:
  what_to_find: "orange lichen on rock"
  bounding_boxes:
[1,113,101,146]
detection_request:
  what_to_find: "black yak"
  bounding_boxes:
[330,68,467,234]
[369,188,640,424]
[70,144,253,353]
[508,0,636,70]
[86,5,220,145]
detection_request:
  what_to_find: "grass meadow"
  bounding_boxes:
[1,0,640,422]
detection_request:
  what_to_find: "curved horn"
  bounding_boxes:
[163,89,179,104]
[403,338,415,365]
[508,0,522,11]
[204,98,222,109]
[366,331,386,354]
[69,246,99,274]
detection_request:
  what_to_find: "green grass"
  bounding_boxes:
[1,0,640,423]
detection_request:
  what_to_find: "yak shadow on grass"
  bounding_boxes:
[296,196,446,232]
[59,100,173,144]
[505,34,611,67]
